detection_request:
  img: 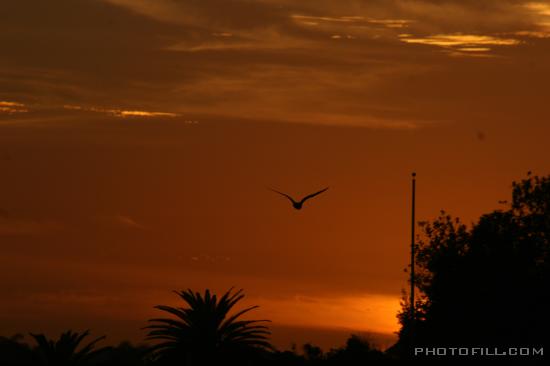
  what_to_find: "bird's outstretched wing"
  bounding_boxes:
[269,188,297,204]
[300,187,329,204]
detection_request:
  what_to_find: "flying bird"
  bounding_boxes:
[270,187,329,210]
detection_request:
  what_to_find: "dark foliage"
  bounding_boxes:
[0,334,37,366]
[91,342,151,366]
[144,288,273,365]
[395,174,550,358]
[324,335,388,365]
[29,330,109,366]
[0,337,153,366]
[261,334,392,365]
[1,333,393,365]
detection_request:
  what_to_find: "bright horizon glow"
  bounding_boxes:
[251,294,401,335]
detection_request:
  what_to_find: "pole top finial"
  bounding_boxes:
[412,172,416,178]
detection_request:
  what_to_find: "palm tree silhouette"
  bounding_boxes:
[29,330,107,365]
[144,288,272,364]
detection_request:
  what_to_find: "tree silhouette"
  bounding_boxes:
[144,288,272,365]
[395,174,550,357]
[29,330,108,365]
[0,334,36,365]
[325,335,386,365]
[303,343,323,364]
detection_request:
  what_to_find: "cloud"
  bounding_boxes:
[525,2,550,17]
[26,291,119,306]
[400,33,521,47]
[1,0,550,130]
[291,14,412,28]
[368,19,413,28]
[189,254,232,263]
[513,30,550,38]
[0,218,62,236]
[518,2,550,37]
[0,101,28,114]
[165,31,310,52]
[399,33,521,56]
[103,0,290,30]
[113,215,142,228]
[63,105,178,118]
[271,112,427,129]
[83,214,146,231]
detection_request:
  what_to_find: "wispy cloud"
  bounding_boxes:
[518,2,550,38]
[0,218,62,236]
[26,291,119,306]
[525,2,550,17]
[111,110,178,118]
[1,102,180,119]
[0,101,28,114]
[291,14,412,28]
[400,34,520,47]
[513,30,550,38]
[291,15,365,24]
[279,112,428,129]
[113,215,143,229]
[190,254,232,263]
[399,33,521,56]
[63,105,178,118]
[367,19,413,29]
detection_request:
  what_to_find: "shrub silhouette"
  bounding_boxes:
[303,343,323,364]
[144,288,272,365]
[325,335,387,365]
[90,341,150,366]
[29,330,108,365]
[0,334,36,365]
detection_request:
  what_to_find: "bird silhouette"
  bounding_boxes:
[270,187,329,210]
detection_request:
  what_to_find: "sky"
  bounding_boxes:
[1,0,550,351]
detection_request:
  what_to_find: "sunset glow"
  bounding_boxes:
[253,294,401,335]
[2,0,550,352]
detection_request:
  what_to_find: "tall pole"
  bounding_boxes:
[410,172,416,321]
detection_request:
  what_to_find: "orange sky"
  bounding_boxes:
[1,0,550,350]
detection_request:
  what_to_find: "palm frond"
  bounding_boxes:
[145,288,273,362]
[30,329,107,365]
